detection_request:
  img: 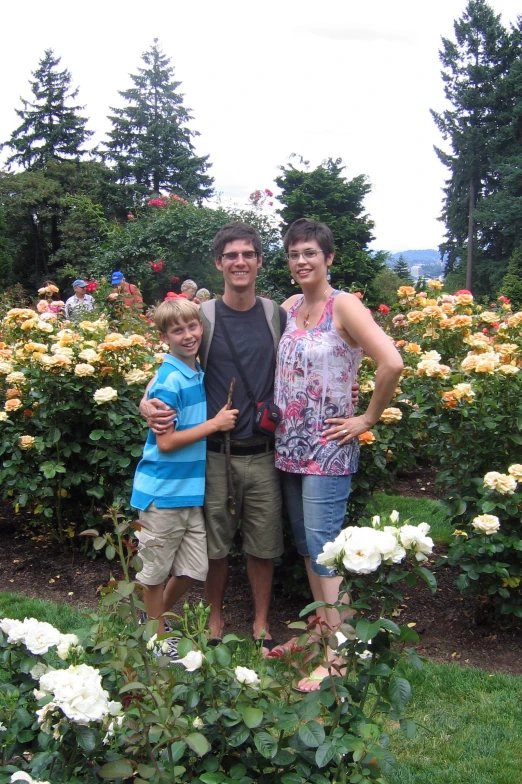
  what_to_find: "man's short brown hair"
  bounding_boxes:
[213,222,262,260]
[154,299,201,333]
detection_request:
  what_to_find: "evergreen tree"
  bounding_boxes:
[393,254,412,282]
[2,50,92,170]
[104,39,213,203]
[499,243,522,308]
[0,206,13,286]
[269,157,383,300]
[430,0,512,293]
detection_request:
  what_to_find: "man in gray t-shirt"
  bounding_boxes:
[142,223,285,650]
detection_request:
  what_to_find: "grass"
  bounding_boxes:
[369,493,453,545]
[1,593,520,782]
[389,661,522,784]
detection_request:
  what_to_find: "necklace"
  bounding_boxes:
[302,287,331,328]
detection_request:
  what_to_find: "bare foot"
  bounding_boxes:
[295,665,332,693]
[208,616,224,640]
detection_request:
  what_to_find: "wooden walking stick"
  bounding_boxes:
[225,378,236,516]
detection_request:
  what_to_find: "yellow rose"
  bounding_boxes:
[78,349,100,363]
[508,464,522,480]
[380,407,403,424]
[472,514,500,535]
[124,369,149,385]
[474,353,500,373]
[404,342,421,354]
[5,399,22,412]
[406,311,425,323]
[498,364,519,375]
[93,387,118,405]
[18,435,35,451]
[74,363,96,377]
[397,286,416,298]
[427,279,443,290]
[452,383,475,402]
[6,371,26,385]
[483,471,517,495]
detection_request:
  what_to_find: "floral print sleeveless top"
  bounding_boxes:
[275,291,363,476]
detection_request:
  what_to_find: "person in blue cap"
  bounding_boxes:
[64,280,94,320]
[109,271,143,309]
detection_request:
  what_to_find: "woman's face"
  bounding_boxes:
[287,238,333,286]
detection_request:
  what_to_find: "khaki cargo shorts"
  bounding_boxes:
[204,450,283,560]
[136,503,208,585]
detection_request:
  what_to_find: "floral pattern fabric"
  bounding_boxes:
[275,291,362,476]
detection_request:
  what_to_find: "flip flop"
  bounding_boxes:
[252,637,279,652]
[207,638,222,647]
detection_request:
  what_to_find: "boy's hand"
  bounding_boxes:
[213,405,239,432]
[140,397,177,435]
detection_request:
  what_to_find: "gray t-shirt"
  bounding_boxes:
[205,299,287,440]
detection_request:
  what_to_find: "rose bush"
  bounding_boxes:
[0,509,434,784]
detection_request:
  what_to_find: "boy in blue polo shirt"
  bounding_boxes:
[131,299,238,650]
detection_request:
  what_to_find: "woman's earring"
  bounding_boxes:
[327,272,332,282]
[291,278,296,285]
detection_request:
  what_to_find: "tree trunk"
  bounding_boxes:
[466,179,475,292]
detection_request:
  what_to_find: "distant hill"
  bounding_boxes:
[382,249,444,279]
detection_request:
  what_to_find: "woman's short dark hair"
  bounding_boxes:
[213,223,262,260]
[283,218,335,257]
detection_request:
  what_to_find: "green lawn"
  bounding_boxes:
[370,493,453,545]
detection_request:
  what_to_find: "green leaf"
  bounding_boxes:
[75,725,97,752]
[376,618,401,636]
[137,764,157,779]
[117,580,135,597]
[169,740,187,762]
[298,720,325,748]
[253,731,278,759]
[241,706,263,729]
[281,775,304,784]
[87,485,105,499]
[315,742,336,768]
[119,681,148,693]
[214,644,231,667]
[355,618,381,642]
[99,760,134,779]
[200,774,224,784]
[228,723,250,747]
[186,732,211,757]
[177,637,193,659]
[415,566,437,593]
[389,676,411,707]
[90,429,105,441]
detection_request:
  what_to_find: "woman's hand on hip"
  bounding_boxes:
[323,414,374,445]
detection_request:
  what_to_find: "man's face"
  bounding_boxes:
[74,286,86,297]
[215,240,262,292]
[161,318,203,362]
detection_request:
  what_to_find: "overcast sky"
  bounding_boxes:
[1,0,521,252]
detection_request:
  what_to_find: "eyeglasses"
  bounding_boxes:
[287,249,324,261]
[220,251,259,262]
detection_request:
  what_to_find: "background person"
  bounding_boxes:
[195,288,211,302]
[180,279,198,301]
[109,271,143,309]
[274,218,404,692]
[64,279,94,320]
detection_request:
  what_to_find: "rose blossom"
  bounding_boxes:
[508,464,522,480]
[472,515,500,535]
[379,407,402,424]
[5,399,22,412]
[178,650,204,671]
[11,773,50,784]
[398,523,434,561]
[124,368,149,385]
[38,663,122,724]
[74,363,96,377]
[235,666,260,686]
[18,436,35,450]
[93,387,118,405]
[483,471,517,495]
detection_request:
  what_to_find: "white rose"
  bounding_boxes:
[316,529,353,567]
[483,471,517,495]
[146,634,157,650]
[124,368,149,385]
[420,350,441,362]
[0,412,8,422]
[74,363,95,377]
[23,619,62,655]
[0,617,25,642]
[93,387,118,405]
[30,662,52,680]
[371,515,381,528]
[178,650,204,672]
[78,349,100,362]
[389,510,400,524]
[235,666,261,686]
[11,774,50,784]
[378,530,407,564]
[472,515,500,535]
[39,663,113,724]
[193,716,204,729]
[341,528,383,574]
[56,633,80,660]
[508,464,522,481]
[356,649,373,661]
[398,524,434,561]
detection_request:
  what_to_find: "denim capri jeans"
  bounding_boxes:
[281,472,352,576]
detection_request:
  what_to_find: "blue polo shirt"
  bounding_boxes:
[131,354,207,510]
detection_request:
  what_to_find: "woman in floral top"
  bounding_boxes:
[274,218,403,691]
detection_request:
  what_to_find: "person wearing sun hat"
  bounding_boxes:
[64,279,95,320]
[109,271,143,309]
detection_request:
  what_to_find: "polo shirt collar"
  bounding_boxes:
[162,353,202,378]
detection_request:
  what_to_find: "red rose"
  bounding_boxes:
[482,327,489,334]
[170,276,180,284]
[147,198,167,208]
[85,281,98,293]
[265,189,273,197]
[378,304,390,315]
[455,289,472,296]
[127,213,135,220]
[498,295,510,304]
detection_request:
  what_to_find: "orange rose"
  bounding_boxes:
[5,398,22,412]
[5,388,22,399]
[358,431,376,445]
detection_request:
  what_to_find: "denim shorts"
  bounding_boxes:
[281,472,352,577]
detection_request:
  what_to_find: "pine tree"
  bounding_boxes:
[270,157,382,299]
[3,50,92,170]
[499,244,522,308]
[0,206,13,286]
[104,39,213,203]
[430,0,513,292]
[393,255,412,282]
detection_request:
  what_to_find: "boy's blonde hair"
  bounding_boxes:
[154,299,201,333]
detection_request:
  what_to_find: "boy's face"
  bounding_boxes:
[161,318,203,363]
